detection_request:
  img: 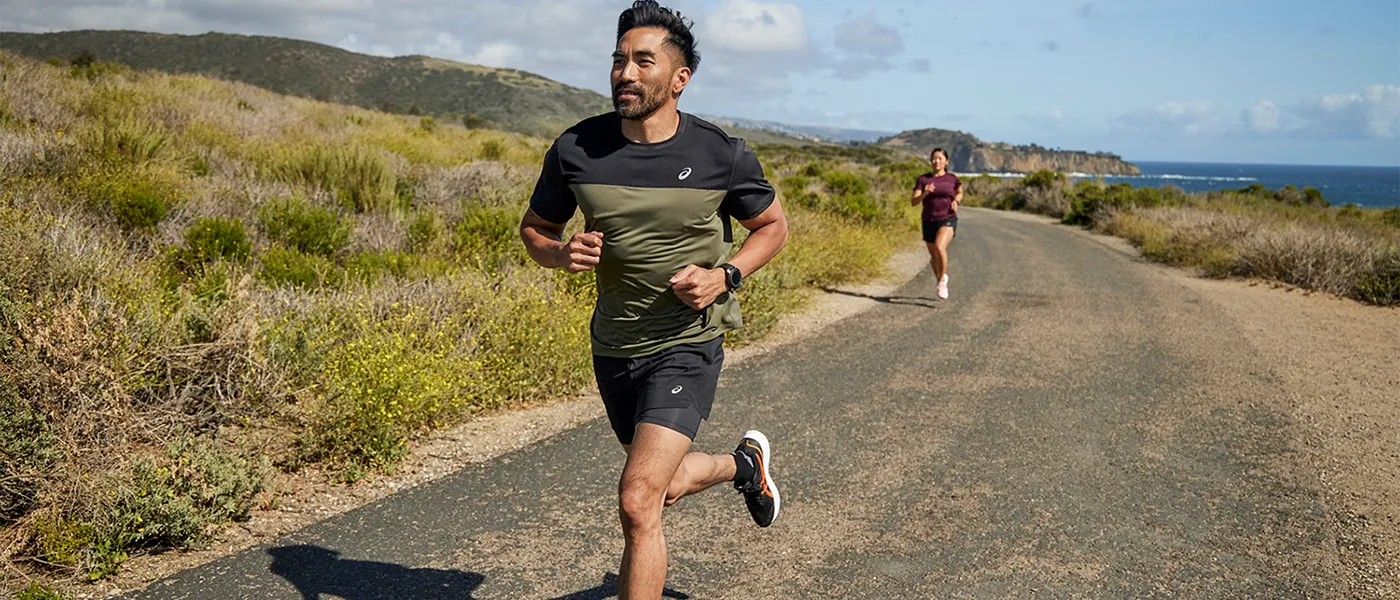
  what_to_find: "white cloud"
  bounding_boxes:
[705,0,807,53]
[422,32,464,59]
[466,42,523,69]
[1115,100,1229,137]
[833,11,902,56]
[1293,84,1400,139]
[1243,100,1280,134]
[1112,85,1400,143]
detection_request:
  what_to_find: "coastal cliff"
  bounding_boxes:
[879,128,1141,175]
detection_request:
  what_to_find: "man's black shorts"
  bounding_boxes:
[922,216,958,242]
[593,336,724,445]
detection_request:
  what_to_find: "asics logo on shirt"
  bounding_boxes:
[678,167,692,180]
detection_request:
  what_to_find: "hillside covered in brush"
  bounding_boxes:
[0,30,612,137]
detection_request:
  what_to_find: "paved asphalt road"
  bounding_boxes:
[127,208,1344,599]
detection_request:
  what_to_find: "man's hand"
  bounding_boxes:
[556,231,604,273]
[670,265,727,310]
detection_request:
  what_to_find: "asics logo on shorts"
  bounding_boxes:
[671,385,683,394]
[677,167,692,180]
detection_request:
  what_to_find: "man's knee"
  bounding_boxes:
[618,478,663,532]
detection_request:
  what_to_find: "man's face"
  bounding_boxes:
[611,27,688,120]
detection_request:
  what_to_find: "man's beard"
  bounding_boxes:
[612,81,668,120]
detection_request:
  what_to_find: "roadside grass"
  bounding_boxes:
[962,171,1400,306]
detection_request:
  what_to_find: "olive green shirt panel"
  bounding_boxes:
[571,183,744,357]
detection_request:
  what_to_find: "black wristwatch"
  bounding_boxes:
[719,263,743,291]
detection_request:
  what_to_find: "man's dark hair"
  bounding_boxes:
[617,0,700,72]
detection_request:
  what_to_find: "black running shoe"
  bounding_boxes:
[733,430,780,527]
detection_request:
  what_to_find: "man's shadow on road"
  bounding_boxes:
[549,572,690,599]
[268,546,689,600]
[821,287,940,309]
[268,545,484,600]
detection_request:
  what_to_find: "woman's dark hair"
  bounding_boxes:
[930,147,953,173]
[618,1,701,72]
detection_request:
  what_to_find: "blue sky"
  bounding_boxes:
[4,0,1398,165]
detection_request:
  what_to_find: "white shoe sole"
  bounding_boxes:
[742,429,780,524]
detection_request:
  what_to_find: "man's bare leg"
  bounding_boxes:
[617,424,694,600]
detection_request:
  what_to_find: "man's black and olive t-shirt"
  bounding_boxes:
[529,112,775,358]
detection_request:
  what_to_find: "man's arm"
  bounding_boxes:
[520,140,603,272]
[670,198,788,310]
[519,209,602,272]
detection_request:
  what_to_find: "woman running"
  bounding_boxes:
[911,147,961,299]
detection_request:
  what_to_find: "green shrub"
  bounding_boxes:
[418,116,437,134]
[462,114,486,129]
[395,173,420,206]
[90,117,169,164]
[72,165,181,231]
[1303,186,1327,207]
[1337,203,1365,222]
[184,217,252,265]
[258,246,342,289]
[263,145,398,213]
[406,210,443,253]
[258,196,350,257]
[1,385,59,523]
[778,175,811,197]
[1064,181,1165,226]
[454,205,525,266]
[189,153,211,177]
[110,179,172,231]
[0,97,19,130]
[69,60,128,81]
[835,192,882,222]
[301,320,478,473]
[822,171,869,196]
[30,513,92,568]
[1356,250,1400,306]
[478,140,506,161]
[345,250,418,282]
[1381,207,1400,229]
[94,440,270,563]
[16,582,69,600]
[1023,169,1066,190]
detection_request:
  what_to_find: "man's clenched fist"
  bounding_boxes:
[670,264,727,310]
[557,231,604,273]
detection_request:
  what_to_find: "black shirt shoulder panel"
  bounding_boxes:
[554,112,743,191]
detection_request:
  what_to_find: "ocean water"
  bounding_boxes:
[978,162,1400,208]
[1112,162,1400,209]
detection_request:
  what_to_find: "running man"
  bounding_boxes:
[518,2,788,598]
[912,147,962,299]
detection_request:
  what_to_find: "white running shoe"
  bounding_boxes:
[937,274,949,300]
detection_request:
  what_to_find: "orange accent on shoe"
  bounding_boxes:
[744,440,773,498]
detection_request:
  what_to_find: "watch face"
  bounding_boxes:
[724,265,740,289]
